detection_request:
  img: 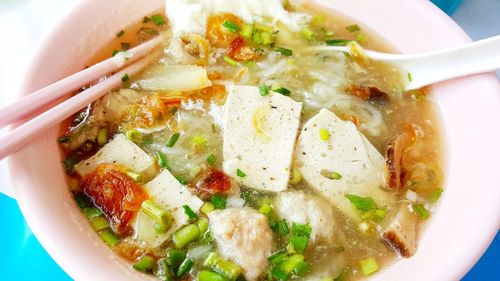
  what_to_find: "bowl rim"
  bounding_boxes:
[9,0,500,280]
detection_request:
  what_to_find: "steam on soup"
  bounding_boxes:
[59,0,443,280]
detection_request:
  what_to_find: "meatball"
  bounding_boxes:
[209,208,273,281]
[275,191,336,244]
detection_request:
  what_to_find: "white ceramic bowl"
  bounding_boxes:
[9,0,500,280]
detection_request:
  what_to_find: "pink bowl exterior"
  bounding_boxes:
[9,0,500,280]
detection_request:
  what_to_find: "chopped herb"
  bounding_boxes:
[355,33,366,43]
[182,205,198,219]
[151,14,166,26]
[120,42,131,50]
[241,24,253,38]
[236,169,246,177]
[273,219,289,236]
[325,39,351,46]
[133,255,155,273]
[157,151,169,168]
[139,27,158,35]
[143,16,151,23]
[207,153,217,165]
[359,257,378,276]
[429,188,444,202]
[319,129,330,141]
[177,258,194,277]
[211,195,227,209]
[201,202,215,215]
[121,73,129,82]
[328,172,342,180]
[126,170,143,182]
[407,72,413,82]
[275,47,293,57]
[116,30,124,37]
[413,204,430,219]
[223,56,238,66]
[176,176,187,185]
[191,135,207,147]
[97,128,108,146]
[288,223,311,254]
[259,85,270,96]
[100,229,120,246]
[167,133,181,147]
[222,20,241,33]
[111,49,120,56]
[58,135,70,143]
[345,194,378,212]
[173,224,200,248]
[301,28,315,40]
[272,86,291,96]
[346,24,361,32]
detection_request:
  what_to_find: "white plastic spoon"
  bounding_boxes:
[307,35,500,90]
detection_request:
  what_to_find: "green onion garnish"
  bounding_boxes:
[99,229,120,246]
[173,224,200,248]
[328,172,342,180]
[325,39,351,46]
[274,219,289,236]
[165,248,186,272]
[319,129,330,141]
[259,85,270,96]
[203,252,242,281]
[211,195,227,209]
[345,194,378,212]
[207,153,217,165]
[236,169,246,177]
[141,200,174,234]
[177,258,194,277]
[133,255,155,273]
[272,87,291,96]
[222,20,241,33]
[359,257,379,276]
[111,49,120,57]
[288,223,311,254]
[97,128,108,146]
[151,14,166,26]
[116,30,125,37]
[413,204,430,219]
[90,216,110,232]
[346,24,361,32]
[157,151,169,168]
[429,188,444,202]
[121,73,129,82]
[407,72,413,82]
[167,133,180,147]
[275,47,293,57]
[176,175,187,185]
[83,207,102,220]
[198,270,227,281]
[201,202,215,215]
[223,56,238,66]
[182,204,198,219]
[126,170,142,182]
[301,28,315,40]
[241,24,253,38]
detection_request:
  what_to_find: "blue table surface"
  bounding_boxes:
[0,192,498,280]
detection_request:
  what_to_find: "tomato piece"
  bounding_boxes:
[82,164,148,236]
[195,168,232,196]
[228,37,245,58]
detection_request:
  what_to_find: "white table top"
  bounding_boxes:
[0,0,499,197]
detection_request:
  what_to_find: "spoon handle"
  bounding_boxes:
[378,35,500,90]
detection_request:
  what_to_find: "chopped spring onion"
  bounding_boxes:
[325,39,351,46]
[112,49,120,56]
[121,73,129,82]
[272,86,291,96]
[280,254,304,275]
[346,24,361,32]
[83,207,102,220]
[328,171,342,180]
[407,72,413,82]
[319,129,330,141]
[197,218,209,236]
[151,14,166,26]
[361,208,386,223]
[207,153,217,165]
[259,85,270,96]
[116,30,124,37]
[211,195,227,209]
[141,200,174,234]
[413,204,430,219]
[223,56,238,66]
[157,151,169,168]
[176,175,187,185]
[75,193,91,209]
[236,169,246,177]
[191,135,207,147]
[272,267,288,281]
[99,229,120,246]
[241,24,253,38]
[301,28,315,40]
[222,20,240,33]
[345,194,378,212]
[273,219,289,236]
[182,205,198,219]
[201,202,216,215]
[359,257,379,276]
[258,203,274,217]
[176,258,194,277]
[126,170,143,182]
[97,128,108,146]
[125,128,143,143]
[166,248,186,271]
[198,270,228,281]
[204,252,242,281]
[288,223,311,254]
[167,133,180,147]
[275,47,293,57]
[90,216,110,232]
[429,188,444,202]
[289,168,302,184]
[269,252,288,266]
[133,255,155,273]
[173,224,200,248]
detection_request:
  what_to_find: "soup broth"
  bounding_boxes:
[59,2,443,281]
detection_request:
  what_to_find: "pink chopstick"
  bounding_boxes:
[0,43,162,160]
[0,36,162,129]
